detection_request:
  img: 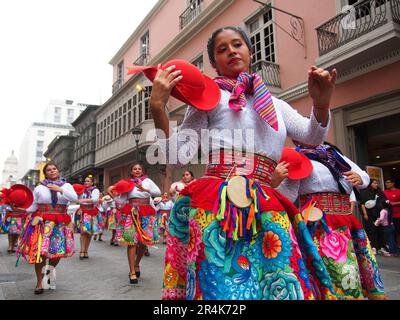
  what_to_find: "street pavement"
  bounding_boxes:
[0,231,399,300]
[0,231,166,300]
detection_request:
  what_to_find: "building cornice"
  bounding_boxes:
[277,82,308,103]
[109,0,167,66]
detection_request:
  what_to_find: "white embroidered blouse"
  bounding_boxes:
[159,90,330,166]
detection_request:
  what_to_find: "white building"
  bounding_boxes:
[17,100,87,180]
[1,150,18,188]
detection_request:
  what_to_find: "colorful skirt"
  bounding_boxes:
[108,208,120,231]
[162,178,338,300]
[300,194,386,300]
[1,215,25,235]
[80,208,103,236]
[16,213,74,264]
[114,205,158,246]
[73,209,81,233]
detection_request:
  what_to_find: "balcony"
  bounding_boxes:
[252,60,281,89]
[133,53,150,66]
[316,0,400,73]
[179,2,204,29]
[112,78,124,94]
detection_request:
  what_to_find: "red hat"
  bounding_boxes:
[73,184,85,195]
[113,180,134,195]
[8,184,34,209]
[279,147,313,180]
[127,59,221,111]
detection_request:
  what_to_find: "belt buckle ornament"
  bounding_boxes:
[226,176,253,209]
[301,200,323,223]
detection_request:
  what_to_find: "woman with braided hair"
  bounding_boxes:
[150,26,340,300]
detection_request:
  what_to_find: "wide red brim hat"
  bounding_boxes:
[73,184,85,195]
[280,147,313,180]
[113,180,135,194]
[127,59,221,111]
[8,184,34,209]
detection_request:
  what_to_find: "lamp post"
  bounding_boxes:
[131,127,143,161]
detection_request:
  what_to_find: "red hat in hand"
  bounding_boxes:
[73,184,85,195]
[127,59,221,111]
[279,147,313,180]
[113,180,134,195]
[7,184,34,209]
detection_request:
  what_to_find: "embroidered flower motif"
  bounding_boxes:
[261,271,304,300]
[198,261,227,300]
[341,264,360,290]
[320,229,349,263]
[203,220,226,268]
[262,231,282,259]
[373,268,385,293]
[254,223,292,272]
[187,219,202,263]
[163,262,179,288]
[165,235,188,277]
[186,268,196,300]
[168,196,190,242]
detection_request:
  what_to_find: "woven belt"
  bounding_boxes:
[204,149,276,186]
[80,204,95,210]
[300,193,351,215]
[159,209,171,214]
[128,198,150,206]
[37,204,68,214]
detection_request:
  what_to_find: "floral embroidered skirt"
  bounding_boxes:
[79,209,104,236]
[162,178,338,300]
[114,205,158,246]
[303,213,386,300]
[107,208,120,231]
[1,215,25,235]
[16,214,74,264]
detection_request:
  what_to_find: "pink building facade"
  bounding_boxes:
[95,0,400,191]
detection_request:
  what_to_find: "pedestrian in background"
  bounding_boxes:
[383,178,400,251]
[374,198,397,256]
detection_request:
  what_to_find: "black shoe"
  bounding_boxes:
[34,288,44,295]
[135,266,141,278]
[129,273,138,284]
[144,249,150,256]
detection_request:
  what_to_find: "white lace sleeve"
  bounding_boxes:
[279,100,330,146]
[157,105,208,167]
[276,178,301,203]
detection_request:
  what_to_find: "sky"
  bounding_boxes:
[0,0,158,180]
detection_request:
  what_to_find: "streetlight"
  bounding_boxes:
[131,127,143,161]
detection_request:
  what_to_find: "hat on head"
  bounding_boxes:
[279,147,313,180]
[8,184,34,209]
[113,180,134,195]
[73,184,85,195]
[127,59,221,111]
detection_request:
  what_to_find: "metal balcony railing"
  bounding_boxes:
[112,78,124,94]
[179,2,203,29]
[252,60,281,88]
[316,0,400,55]
[133,53,150,66]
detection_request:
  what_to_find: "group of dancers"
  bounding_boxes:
[0,25,392,299]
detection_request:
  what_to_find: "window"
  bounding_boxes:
[115,122,118,138]
[140,31,150,64]
[117,61,124,82]
[118,118,122,136]
[192,55,204,72]
[144,100,152,120]
[119,106,122,117]
[128,112,132,130]
[123,103,127,113]
[128,99,132,110]
[36,141,44,149]
[36,151,43,158]
[67,108,74,123]
[123,115,127,133]
[139,105,143,123]
[133,107,137,126]
[37,130,45,137]
[247,8,275,64]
